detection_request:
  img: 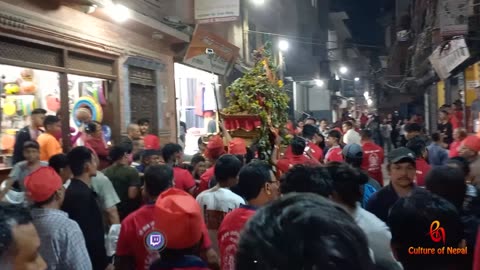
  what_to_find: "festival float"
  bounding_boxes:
[221,43,290,159]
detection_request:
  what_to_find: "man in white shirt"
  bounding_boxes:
[342,121,361,145]
[196,154,244,253]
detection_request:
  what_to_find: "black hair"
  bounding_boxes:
[144,165,174,197]
[236,193,374,270]
[49,154,68,174]
[191,154,206,168]
[425,166,466,210]
[431,132,441,142]
[327,129,342,141]
[305,117,317,123]
[343,121,353,128]
[237,161,273,201]
[109,146,129,162]
[137,118,150,126]
[0,203,33,259]
[280,165,333,197]
[360,129,372,140]
[23,140,39,151]
[214,155,242,183]
[31,108,47,115]
[302,124,317,140]
[320,118,328,123]
[406,137,427,158]
[85,122,100,135]
[325,163,368,208]
[198,137,204,145]
[291,136,306,155]
[447,157,470,177]
[67,146,94,177]
[43,115,60,127]
[388,190,464,269]
[162,143,183,163]
[440,110,449,115]
[404,123,422,133]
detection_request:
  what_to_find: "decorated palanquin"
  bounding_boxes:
[221,43,289,159]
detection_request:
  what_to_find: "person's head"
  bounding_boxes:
[109,146,130,166]
[197,137,207,153]
[319,119,328,129]
[280,165,333,197]
[431,132,442,143]
[25,167,65,209]
[48,154,71,183]
[137,118,150,135]
[237,161,279,206]
[453,128,467,142]
[360,129,373,143]
[84,121,102,138]
[305,117,316,126]
[387,147,416,188]
[127,123,141,140]
[425,166,466,210]
[67,146,97,178]
[388,191,465,270]
[459,135,480,160]
[141,149,162,167]
[326,130,342,147]
[342,121,354,133]
[43,115,61,135]
[30,108,47,128]
[290,136,306,156]
[204,135,226,162]
[446,157,471,181]
[22,141,40,163]
[236,193,374,270]
[154,189,203,256]
[302,124,317,140]
[0,203,46,270]
[214,154,242,187]
[143,165,174,200]
[325,163,369,208]
[161,143,183,164]
[404,123,422,140]
[191,154,207,178]
[342,144,363,168]
[406,136,427,159]
[439,110,449,121]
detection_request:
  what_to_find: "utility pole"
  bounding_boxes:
[241,0,250,64]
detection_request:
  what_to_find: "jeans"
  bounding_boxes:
[383,137,393,153]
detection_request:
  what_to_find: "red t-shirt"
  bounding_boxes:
[449,141,462,158]
[173,167,196,192]
[277,155,319,174]
[116,205,212,270]
[325,146,344,163]
[284,142,324,161]
[361,142,385,186]
[218,205,257,270]
[415,158,431,187]
[197,167,215,195]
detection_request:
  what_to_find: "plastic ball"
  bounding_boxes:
[4,84,20,95]
[3,102,16,116]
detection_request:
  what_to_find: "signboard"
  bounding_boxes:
[184,26,240,75]
[438,0,469,37]
[429,38,470,80]
[195,0,240,24]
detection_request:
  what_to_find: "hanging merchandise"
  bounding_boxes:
[4,84,19,95]
[72,96,103,127]
[2,102,16,116]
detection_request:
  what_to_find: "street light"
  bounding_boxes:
[279,40,289,51]
[107,4,130,23]
[250,0,265,5]
[339,66,348,74]
[315,79,324,87]
[354,77,360,82]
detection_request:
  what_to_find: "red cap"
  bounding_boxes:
[462,136,480,152]
[228,138,247,155]
[24,167,62,203]
[154,188,203,249]
[144,134,160,150]
[205,135,226,159]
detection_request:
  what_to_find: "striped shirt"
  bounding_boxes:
[31,208,92,270]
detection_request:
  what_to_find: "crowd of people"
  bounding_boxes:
[1,107,480,270]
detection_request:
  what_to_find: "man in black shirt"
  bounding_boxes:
[62,146,110,270]
[12,108,46,164]
[438,110,453,146]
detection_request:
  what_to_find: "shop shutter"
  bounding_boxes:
[129,66,156,86]
[130,84,159,135]
[0,36,62,68]
[67,51,115,78]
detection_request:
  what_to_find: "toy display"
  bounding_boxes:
[72,96,103,127]
[4,84,19,95]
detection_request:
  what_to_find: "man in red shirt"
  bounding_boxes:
[406,137,431,187]
[115,165,218,270]
[198,135,226,195]
[284,125,324,162]
[162,143,196,195]
[325,130,344,163]
[360,130,385,186]
[218,161,280,270]
[272,136,319,174]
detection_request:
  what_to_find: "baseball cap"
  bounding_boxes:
[228,138,247,155]
[462,136,480,153]
[154,188,203,249]
[24,167,62,203]
[205,135,226,159]
[387,147,416,164]
[144,134,160,150]
[342,144,363,159]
